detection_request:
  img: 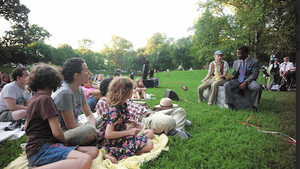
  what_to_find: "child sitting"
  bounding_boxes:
[133,78,147,100]
[24,63,99,168]
[99,77,154,164]
[82,76,102,111]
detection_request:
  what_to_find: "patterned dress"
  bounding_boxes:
[100,103,148,160]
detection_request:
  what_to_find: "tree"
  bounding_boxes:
[144,32,167,56]
[25,41,56,64]
[1,24,51,48]
[0,0,30,26]
[77,39,94,52]
[173,37,194,70]
[191,7,231,64]
[100,35,133,70]
[54,44,80,66]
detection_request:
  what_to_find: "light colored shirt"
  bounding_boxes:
[280,61,293,73]
[0,82,32,112]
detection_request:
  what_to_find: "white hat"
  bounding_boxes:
[214,50,223,55]
[154,98,178,109]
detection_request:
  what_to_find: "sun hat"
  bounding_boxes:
[214,50,223,55]
[154,98,178,109]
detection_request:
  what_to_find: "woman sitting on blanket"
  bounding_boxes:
[99,77,154,164]
[133,78,147,100]
[24,63,99,168]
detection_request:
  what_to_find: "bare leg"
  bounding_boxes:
[76,146,99,159]
[32,149,94,169]
[12,110,27,121]
[135,91,141,99]
[103,153,118,164]
[137,139,153,155]
[141,91,146,99]
[144,129,154,139]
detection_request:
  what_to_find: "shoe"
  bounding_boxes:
[185,119,192,127]
[174,129,188,140]
[253,106,258,113]
[228,104,236,110]
[207,102,213,106]
[185,131,192,138]
[4,119,22,131]
[168,129,188,140]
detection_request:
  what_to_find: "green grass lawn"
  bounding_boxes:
[0,69,296,168]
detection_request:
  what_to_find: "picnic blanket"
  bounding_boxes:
[0,122,25,143]
[4,134,169,169]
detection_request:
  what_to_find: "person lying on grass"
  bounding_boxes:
[98,77,154,164]
[24,63,99,169]
[133,78,147,100]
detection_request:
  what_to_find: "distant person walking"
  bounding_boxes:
[129,68,135,80]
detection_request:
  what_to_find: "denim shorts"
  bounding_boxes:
[87,95,98,111]
[28,143,78,167]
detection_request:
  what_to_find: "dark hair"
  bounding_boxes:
[28,63,62,92]
[12,66,28,81]
[1,74,11,83]
[100,78,113,96]
[237,46,249,54]
[62,57,84,83]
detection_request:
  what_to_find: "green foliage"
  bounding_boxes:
[1,24,51,48]
[191,0,296,65]
[100,35,134,71]
[0,0,30,26]
[191,7,232,64]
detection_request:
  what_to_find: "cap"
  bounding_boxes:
[214,50,223,55]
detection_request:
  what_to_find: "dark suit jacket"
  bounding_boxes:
[230,56,260,83]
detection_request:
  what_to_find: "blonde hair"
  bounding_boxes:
[107,77,133,106]
[135,78,143,88]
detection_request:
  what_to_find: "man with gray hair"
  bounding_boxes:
[198,50,229,106]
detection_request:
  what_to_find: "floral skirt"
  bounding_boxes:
[103,135,148,160]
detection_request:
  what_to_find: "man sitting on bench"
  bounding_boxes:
[224,46,262,112]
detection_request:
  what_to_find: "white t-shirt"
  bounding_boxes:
[0,82,32,112]
[280,61,293,73]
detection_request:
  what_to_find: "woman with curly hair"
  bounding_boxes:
[99,77,153,164]
[24,63,98,168]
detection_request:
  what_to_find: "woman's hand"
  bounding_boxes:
[127,119,139,127]
[129,127,141,136]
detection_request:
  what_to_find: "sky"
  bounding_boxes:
[0,0,205,52]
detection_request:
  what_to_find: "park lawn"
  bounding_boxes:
[0,69,296,168]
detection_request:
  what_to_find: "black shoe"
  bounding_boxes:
[4,119,22,131]
[228,104,236,110]
[185,131,192,138]
[253,106,258,113]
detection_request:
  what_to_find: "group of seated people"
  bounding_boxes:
[262,56,296,91]
[197,46,296,112]
[0,58,191,168]
[198,46,262,112]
